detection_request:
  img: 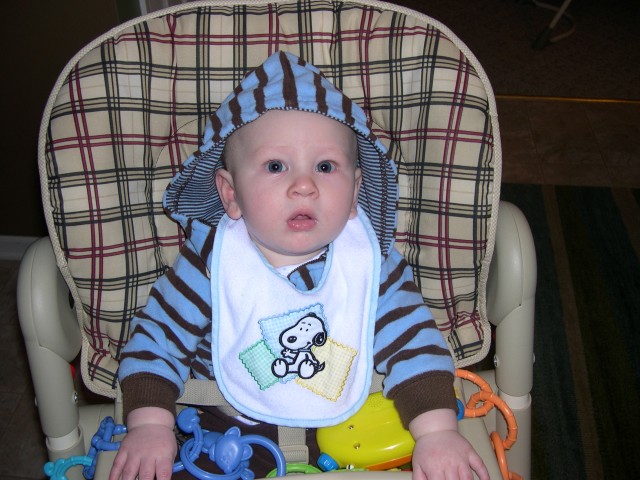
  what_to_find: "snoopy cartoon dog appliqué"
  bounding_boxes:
[271,313,327,379]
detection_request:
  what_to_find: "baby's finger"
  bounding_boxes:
[109,450,128,480]
[116,455,141,480]
[137,454,158,480]
[155,454,175,480]
[469,453,489,480]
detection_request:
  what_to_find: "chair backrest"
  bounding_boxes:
[40,0,499,398]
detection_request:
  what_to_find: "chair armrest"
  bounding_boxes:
[18,237,81,359]
[17,237,85,457]
[486,201,537,397]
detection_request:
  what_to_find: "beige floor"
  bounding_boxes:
[1,96,639,480]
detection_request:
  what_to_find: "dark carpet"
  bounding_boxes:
[392,0,640,100]
[501,184,640,479]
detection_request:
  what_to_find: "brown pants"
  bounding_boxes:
[172,406,320,479]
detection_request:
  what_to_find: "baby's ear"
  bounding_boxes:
[349,167,363,219]
[215,169,242,219]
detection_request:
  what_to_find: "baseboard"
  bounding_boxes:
[0,235,40,261]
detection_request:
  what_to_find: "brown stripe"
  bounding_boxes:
[543,185,603,480]
[147,279,209,340]
[182,243,208,279]
[135,310,192,366]
[314,73,328,114]
[374,319,438,364]
[210,113,223,143]
[142,292,182,332]
[163,269,212,321]
[379,258,413,297]
[184,218,193,238]
[384,344,452,373]
[294,264,315,290]
[122,348,182,378]
[279,51,298,109]
[289,253,326,290]
[200,226,216,267]
[253,64,268,114]
[228,84,244,128]
[122,325,186,374]
[342,95,354,125]
[195,341,212,360]
[191,358,212,378]
[375,303,423,333]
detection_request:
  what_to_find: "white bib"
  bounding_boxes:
[210,207,381,427]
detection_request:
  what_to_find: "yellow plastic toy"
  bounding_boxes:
[316,392,414,471]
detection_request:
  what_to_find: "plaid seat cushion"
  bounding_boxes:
[42,0,498,397]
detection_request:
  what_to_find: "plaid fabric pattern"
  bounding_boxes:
[42,0,498,396]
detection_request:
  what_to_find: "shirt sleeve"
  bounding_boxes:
[373,248,458,428]
[118,221,215,420]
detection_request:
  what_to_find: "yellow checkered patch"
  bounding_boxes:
[297,338,357,401]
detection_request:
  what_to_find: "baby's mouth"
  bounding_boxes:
[288,212,316,231]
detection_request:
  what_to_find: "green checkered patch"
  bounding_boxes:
[41,0,499,396]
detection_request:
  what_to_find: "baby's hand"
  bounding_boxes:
[409,409,489,480]
[411,429,488,480]
[109,407,177,480]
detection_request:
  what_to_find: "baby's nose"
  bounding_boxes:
[287,335,297,344]
[289,173,317,197]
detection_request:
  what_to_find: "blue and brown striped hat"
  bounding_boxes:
[164,51,398,255]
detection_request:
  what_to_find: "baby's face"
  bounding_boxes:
[215,110,361,268]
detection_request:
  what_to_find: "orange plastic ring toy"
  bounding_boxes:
[455,369,522,480]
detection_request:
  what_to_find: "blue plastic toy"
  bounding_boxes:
[44,456,94,480]
[43,415,126,480]
[44,407,286,480]
[174,407,287,480]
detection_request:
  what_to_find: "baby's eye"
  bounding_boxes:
[266,161,286,173]
[316,161,336,173]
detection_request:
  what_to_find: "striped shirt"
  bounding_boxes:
[119,218,456,427]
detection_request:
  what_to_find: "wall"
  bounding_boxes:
[2,0,121,237]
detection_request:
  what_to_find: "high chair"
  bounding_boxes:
[18,1,536,479]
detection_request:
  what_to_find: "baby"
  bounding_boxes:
[110,51,488,480]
